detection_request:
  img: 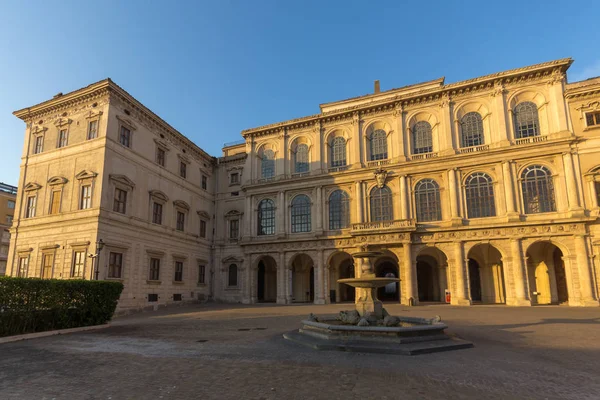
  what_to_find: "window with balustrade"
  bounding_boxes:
[261,149,275,179]
[465,173,496,218]
[329,190,350,230]
[460,112,484,148]
[415,179,442,222]
[291,194,311,233]
[369,129,388,161]
[257,199,275,235]
[413,121,433,154]
[370,186,393,221]
[514,101,540,139]
[521,165,556,214]
[330,137,347,168]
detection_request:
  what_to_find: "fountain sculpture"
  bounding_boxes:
[283,247,473,355]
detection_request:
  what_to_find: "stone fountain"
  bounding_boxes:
[283,248,473,355]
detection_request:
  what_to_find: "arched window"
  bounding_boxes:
[461,112,484,148]
[261,149,275,179]
[370,186,393,221]
[294,144,309,173]
[291,194,311,233]
[415,179,442,222]
[228,264,238,287]
[329,190,350,230]
[331,137,347,167]
[413,121,433,154]
[257,199,275,235]
[521,165,556,214]
[370,129,388,161]
[514,101,540,139]
[465,173,496,218]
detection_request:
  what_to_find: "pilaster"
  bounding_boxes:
[448,168,463,226]
[508,238,531,306]
[563,152,584,216]
[402,242,417,306]
[452,241,471,305]
[314,249,325,304]
[502,160,520,222]
[573,235,598,306]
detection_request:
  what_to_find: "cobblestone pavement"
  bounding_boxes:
[1,303,600,400]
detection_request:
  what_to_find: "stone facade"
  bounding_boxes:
[7,58,600,309]
[0,183,17,275]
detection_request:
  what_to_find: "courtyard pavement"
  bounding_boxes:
[1,302,599,399]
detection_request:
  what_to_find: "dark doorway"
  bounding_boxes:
[339,260,355,302]
[376,261,399,302]
[309,267,315,302]
[468,259,482,302]
[257,261,265,301]
[417,260,436,301]
[553,247,568,303]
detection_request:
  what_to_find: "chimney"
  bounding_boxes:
[374,80,380,94]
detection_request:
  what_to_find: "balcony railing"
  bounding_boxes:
[515,135,547,145]
[366,159,391,168]
[457,144,490,154]
[350,219,416,234]
[291,172,311,178]
[410,152,439,161]
[328,165,350,173]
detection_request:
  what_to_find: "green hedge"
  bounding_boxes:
[0,277,124,337]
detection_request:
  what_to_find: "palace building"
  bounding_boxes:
[6,58,600,309]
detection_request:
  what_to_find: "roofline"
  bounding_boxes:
[241,57,573,137]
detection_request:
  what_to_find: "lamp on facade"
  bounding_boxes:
[89,238,105,280]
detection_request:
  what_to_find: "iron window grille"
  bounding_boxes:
[328,190,350,230]
[413,121,433,154]
[521,165,556,214]
[465,173,496,218]
[461,112,484,147]
[514,102,540,139]
[369,129,388,161]
[257,199,275,235]
[415,179,442,222]
[370,186,393,221]
[291,195,311,233]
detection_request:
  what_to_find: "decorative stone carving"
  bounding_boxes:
[374,168,388,188]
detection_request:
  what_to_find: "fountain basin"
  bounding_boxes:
[337,277,399,288]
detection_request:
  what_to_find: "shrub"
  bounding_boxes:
[0,277,123,337]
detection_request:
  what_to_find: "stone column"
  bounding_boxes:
[315,186,323,232]
[277,191,285,235]
[452,241,471,305]
[574,235,598,306]
[249,260,257,304]
[250,195,256,237]
[323,258,330,304]
[563,152,583,215]
[314,122,323,174]
[548,75,569,132]
[502,161,519,220]
[355,180,364,223]
[399,175,408,220]
[314,249,324,304]
[448,168,462,225]
[403,243,417,305]
[277,252,286,304]
[242,256,252,304]
[244,196,252,237]
[510,238,530,306]
[352,112,361,167]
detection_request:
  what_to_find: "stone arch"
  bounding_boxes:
[324,128,352,168]
[327,251,355,303]
[406,110,440,154]
[507,89,549,137]
[364,120,393,161]
[289,253,315,303]
[416,246,449,303]
[525,240,571,305]
[466,243,506,304]
[255,255,277,303]
[374,250,400,302]
[454,100,492,148]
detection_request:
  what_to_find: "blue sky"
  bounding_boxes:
[1,0,600,186]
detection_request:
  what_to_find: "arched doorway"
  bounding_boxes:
[526,241,569,305]
[467,244,506,304]
[256,256,277,302]
[291,253,314,303]
[374,253,400,302]
[416,247,448,303]
[328,251,355,303]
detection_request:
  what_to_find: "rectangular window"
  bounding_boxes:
[201,175,207,190]
[198,265,205,284]
[230,173,239,184]
[119,126,131,147]
[71,251,86,278]
[229,219,239,239]
[6,215,13,224]
[149,257,160,281]
[173,294,182,301]
[200,219,207,238]
[80,185,92,209]
[87,120,98,140]
[176,211,185,231]
[586,112,600,127]
[42,253,53,279]
[25,195,36,218]
[152,202,163,224]
[174,261,183,282]
[50,190,61,214]
[17,256,28,277]
[113,188,127,214]
[148,293,158,302]
[7,200,15,209]
[34,136,44,154]
[156,147,166,167]
[58,129,68,148]
[180,162,187,178]
[108,252,123,279]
